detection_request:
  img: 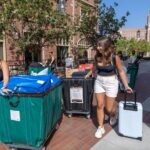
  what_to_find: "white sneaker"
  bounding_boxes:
[110,114,118,126]
[95,126,105,138]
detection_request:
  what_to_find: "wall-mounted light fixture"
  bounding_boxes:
[137,30,140,39]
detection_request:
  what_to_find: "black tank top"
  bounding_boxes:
[96,56,116,76]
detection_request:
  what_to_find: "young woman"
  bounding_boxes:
[85,38,132,138]
[0,59,10,94]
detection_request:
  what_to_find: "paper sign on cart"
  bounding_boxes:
[70,87,83,103]
[10,110,20,121]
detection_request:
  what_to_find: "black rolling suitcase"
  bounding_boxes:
[62,77,94,118]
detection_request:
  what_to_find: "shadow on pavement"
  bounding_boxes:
[135,72,150,103]
[146,123,150,128]
[134,61,150,103]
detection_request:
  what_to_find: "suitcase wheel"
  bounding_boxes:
[55,123,60,130]
[138,137,142,141]
[118,133,123,137]
[68,114,72,118]
[37,147,46,150]
[86,114,90,119]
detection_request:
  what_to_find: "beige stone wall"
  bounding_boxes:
[119,28,147,40]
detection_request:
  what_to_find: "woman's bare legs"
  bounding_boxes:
[94,93,105,138]
[105,96,116,115]
[95,93,105,127]
[105,96,118,125]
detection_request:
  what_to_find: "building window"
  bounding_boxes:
[58,0,65,12]
[56,37,69,67]
[77,38,90,48]
[80,8,86,20]
[137,30,140,39]
[80,6,89,20]
[57,38,69,46]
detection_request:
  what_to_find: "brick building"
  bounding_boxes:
[0,0,96,68]
[119,10,150,42]
[119,28,147,40]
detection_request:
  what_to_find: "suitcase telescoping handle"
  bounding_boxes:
[124,91,137,111]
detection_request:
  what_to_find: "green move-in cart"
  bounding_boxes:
[28,66,53,75]
[0,82,62,150]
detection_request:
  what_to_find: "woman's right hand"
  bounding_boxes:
[2,88,12,94]
[85,74,89,79]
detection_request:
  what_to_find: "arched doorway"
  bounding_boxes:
[77,38,91,63]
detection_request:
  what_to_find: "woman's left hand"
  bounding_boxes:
[125,86,133,93]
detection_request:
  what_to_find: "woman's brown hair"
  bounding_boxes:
[95,37,114,65]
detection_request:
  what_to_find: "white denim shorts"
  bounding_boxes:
[94,75,119,97]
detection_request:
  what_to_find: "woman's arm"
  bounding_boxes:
[85,51,97,78]
[43,59,48,66]
[85,64,96,78]
[1,60,9,88]
[115,55,132,92]
[1,60,11,93]
[85,69,93,78]
[50,56,55,66]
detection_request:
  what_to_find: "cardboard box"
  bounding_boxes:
[65,68,79,78]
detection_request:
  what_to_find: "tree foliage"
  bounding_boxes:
[76,0,129,47]
[115,38,150,54]
[0,0,73,54]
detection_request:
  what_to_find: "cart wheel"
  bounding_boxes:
[36,147,45,150]
[118,133,123,137]
[138,137,142,141]
[55,123,60,130]
[86,114,90,119]
[68,114,72,118]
